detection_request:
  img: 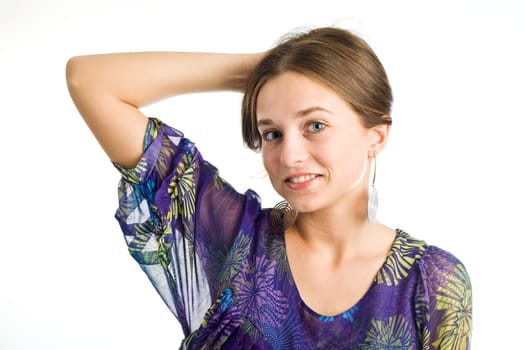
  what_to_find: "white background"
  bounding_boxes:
[1,0,524,348]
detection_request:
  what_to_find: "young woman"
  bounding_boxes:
[67,27,472,349]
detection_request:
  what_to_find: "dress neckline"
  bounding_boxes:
[282,228,404,319]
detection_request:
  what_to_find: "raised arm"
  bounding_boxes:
[66,52,261,168]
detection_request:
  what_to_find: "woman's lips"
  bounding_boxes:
[287,174,317,184]
[284,174,321,189]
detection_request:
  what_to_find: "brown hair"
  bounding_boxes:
[241,27,393,151]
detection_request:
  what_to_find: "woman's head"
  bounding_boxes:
[242,27,392,151]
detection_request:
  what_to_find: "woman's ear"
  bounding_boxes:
[367,119,390,157]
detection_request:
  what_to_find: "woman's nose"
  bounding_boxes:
[280,133,308,166]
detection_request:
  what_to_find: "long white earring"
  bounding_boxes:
[368,153,378,224]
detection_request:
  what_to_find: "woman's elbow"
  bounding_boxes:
[65,56,86,93]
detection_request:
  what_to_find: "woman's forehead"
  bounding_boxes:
[256,72,346,120]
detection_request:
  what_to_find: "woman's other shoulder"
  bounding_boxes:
[419,243,470,283]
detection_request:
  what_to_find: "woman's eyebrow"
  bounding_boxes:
[257,118,273,127]
[297,106,332,117]
[257,106,332,127]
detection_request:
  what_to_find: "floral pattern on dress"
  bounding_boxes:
[360,315,416,349]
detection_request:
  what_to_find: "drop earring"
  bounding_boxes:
[269,200,297,232]
[368,153,378,224]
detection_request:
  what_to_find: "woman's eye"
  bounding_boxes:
[262,130,282,142]
[307,121,326,133]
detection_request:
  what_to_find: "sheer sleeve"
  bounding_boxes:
[113,118,252,336]
[416,246,473,349]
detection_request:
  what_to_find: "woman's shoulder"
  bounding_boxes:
[420,242,469,280]
[392,229,470,286]
[396,230,471,293]
[395,229,467,269]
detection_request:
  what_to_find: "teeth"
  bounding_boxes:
[289,175,316,184]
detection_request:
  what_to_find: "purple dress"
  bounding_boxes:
[114,118,472,349]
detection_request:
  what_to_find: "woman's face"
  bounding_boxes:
[256,71,386,215]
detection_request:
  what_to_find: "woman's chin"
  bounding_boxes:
[286,200,321,214]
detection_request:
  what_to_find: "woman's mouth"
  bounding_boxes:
[284,174,321,189]
[287,174,318,184]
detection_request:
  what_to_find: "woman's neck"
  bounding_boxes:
[290,204,371,258]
